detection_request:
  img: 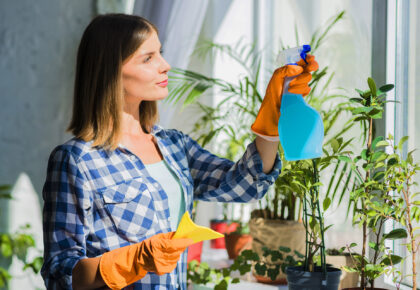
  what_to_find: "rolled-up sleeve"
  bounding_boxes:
[182,133,282,202]
[41,147,92,289]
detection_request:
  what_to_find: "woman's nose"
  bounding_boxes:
[159,56,171,73]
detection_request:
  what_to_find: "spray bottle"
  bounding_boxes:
[277,45,324,161]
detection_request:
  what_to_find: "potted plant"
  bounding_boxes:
[367,135,420,289]
[341,133,419,289]
[224,220,252,260]
[209,204,239,249]
[335,78,416,289]
[282,157,343,289]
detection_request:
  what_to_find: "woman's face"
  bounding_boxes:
[121,31,171,105]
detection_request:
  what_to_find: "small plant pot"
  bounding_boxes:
[286,266,342,290]
[209,220,238,249]
[253,273,287,285]
[224,233,252,260]
[187,241,203,263]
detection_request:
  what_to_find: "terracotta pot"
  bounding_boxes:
[253,274,287,285]
[209,220,238,249]
[224,233,252,260]
[187,241,203,263]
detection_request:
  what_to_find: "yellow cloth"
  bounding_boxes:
[173,212,224,243]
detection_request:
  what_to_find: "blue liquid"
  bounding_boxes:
[278,93,324,161]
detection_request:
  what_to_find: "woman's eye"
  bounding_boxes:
[144,56,152,63]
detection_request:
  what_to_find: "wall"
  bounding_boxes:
[0,1,95,289]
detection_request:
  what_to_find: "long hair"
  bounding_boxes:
[68,14,159,150]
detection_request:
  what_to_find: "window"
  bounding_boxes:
[385,0,420,288]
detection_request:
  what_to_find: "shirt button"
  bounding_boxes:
[130,155,136,161]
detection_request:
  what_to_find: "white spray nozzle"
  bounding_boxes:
[276,44,311,67]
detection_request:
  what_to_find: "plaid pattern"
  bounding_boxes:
[41,125,281,289]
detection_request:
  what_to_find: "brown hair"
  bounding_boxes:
[68,14,159,150]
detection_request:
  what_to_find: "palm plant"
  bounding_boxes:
[167,11,352,223]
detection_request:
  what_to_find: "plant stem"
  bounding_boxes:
[402,185,417,289]
[371,218,384,289]
[362,117,374,290]
[361,217,367,289]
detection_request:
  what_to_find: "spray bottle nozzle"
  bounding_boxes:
[276,44,312,66]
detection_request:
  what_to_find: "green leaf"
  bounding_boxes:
[255,263,267,275]
[350,98,364,103]
[342,266,358,273]
[279,246,291,253]
[0,237,12,258]
[0,267,12,288]
[338,155,352,163]
[368,241,379,251]
[215,279,228,290]
[375,140,389,148]
[379,84,394,93]
[352,107,374,115]
[373,171,385,181]
[398,136,409,151]
[368,77,377,97]
[384,228,408,240]
[371,136,384,149]
[355,88,366,97]
[361,149,369,160]
[388,158,398,166]
[23,256,43,274]
[381,254,403,266]
[330,138,339,153]
[323,197,332,211]
[232,278,240,284]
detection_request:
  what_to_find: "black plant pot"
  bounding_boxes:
[286,266,342,290]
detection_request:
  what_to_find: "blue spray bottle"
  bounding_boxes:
[277,45,324,161]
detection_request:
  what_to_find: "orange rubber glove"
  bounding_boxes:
[251,54,319,141]
[99,232,194,289]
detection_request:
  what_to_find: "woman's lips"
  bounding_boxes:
[157,79,168,87]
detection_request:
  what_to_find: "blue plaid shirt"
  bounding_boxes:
[41,125,281,289]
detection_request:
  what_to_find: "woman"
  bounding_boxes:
[41,14,317,290]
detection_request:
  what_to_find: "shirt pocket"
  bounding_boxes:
[100,178,157,241]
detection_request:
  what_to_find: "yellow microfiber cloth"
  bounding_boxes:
[173,212,224,243]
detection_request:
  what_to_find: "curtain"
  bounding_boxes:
[134,0,209,128]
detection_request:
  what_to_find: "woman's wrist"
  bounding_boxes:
[255,136,279,174]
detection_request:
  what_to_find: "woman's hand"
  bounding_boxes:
[251,55,319,141]
[98,232,194,289]
[136,232,194,275]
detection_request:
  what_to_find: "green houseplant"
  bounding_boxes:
[168,11,353,283]
[367,135,420,289]
[340,132,420,289]
[335,78,418,289]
